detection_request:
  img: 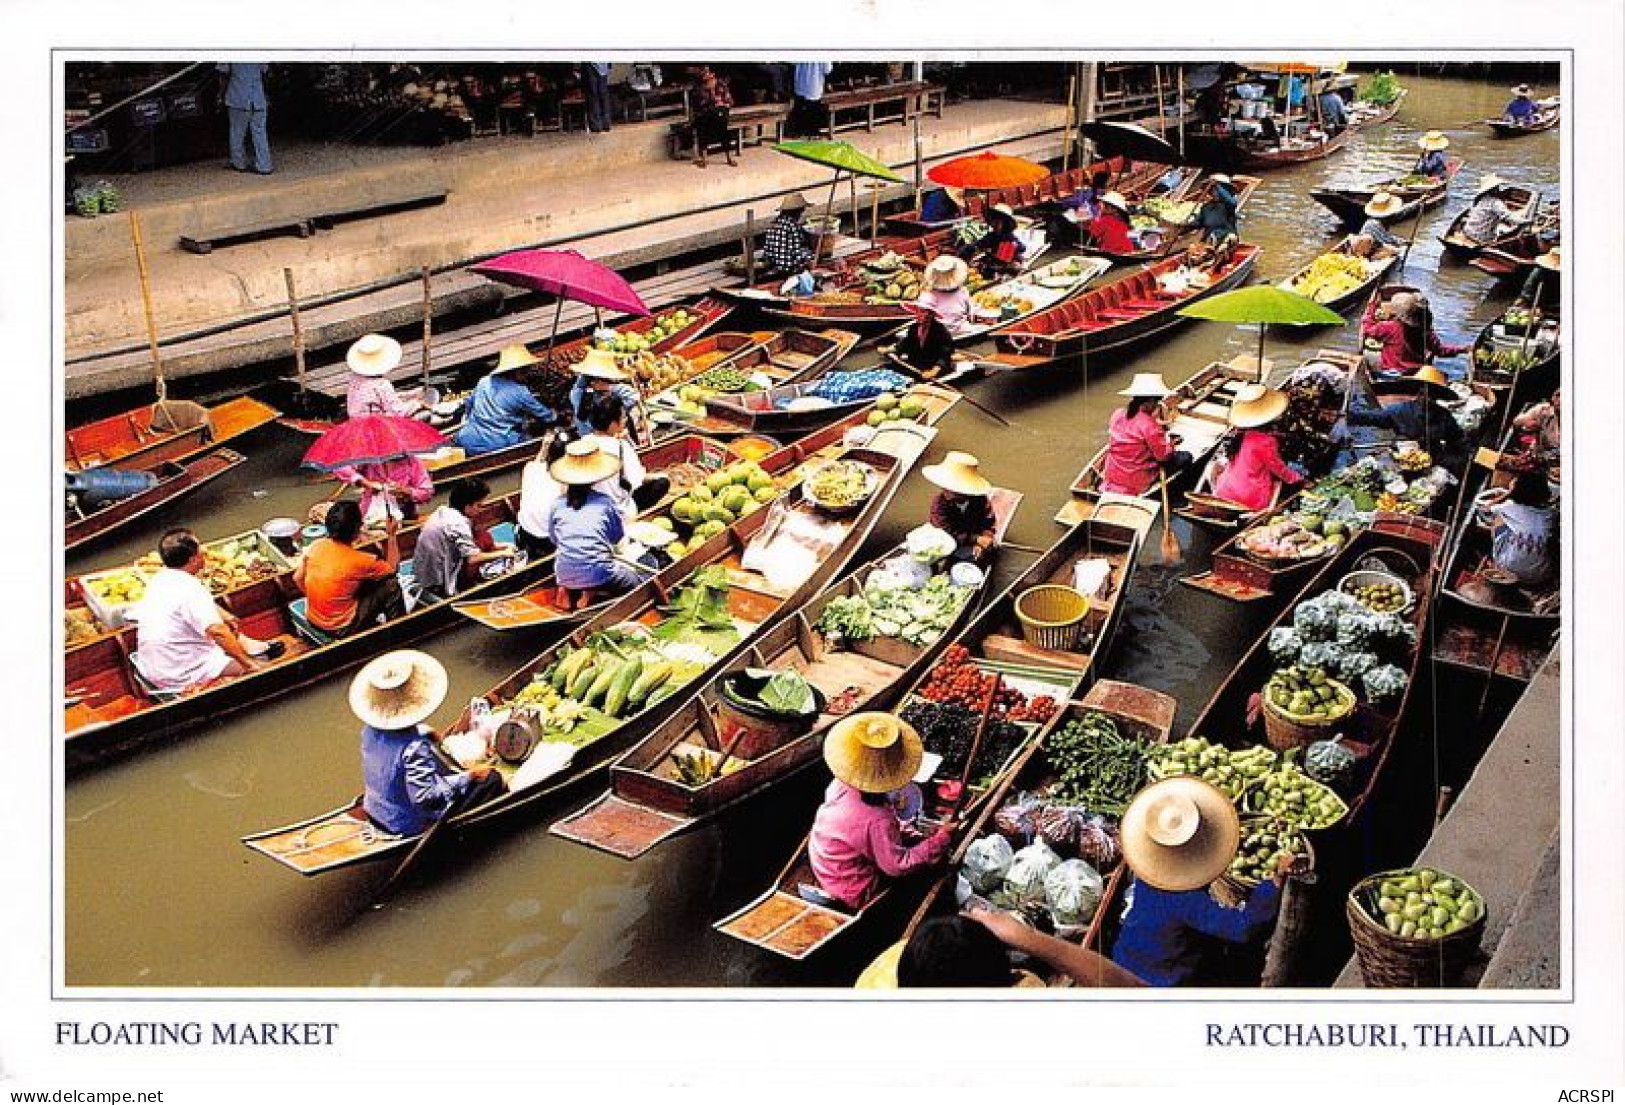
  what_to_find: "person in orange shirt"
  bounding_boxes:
[294,500,405,637]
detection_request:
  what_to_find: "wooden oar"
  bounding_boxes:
[1396,191,1429,273]
[372,781,475,906]
[882,352,1012,428]
[942,674,1004,825]
[1156,473,1182,563]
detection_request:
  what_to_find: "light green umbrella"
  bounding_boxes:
[775,140,906,252]
[1177,284,1347,377]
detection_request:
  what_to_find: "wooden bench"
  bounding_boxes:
[622,85,690,122]
[667,104,790,160]
[817,81,946,138]
[181,188,450,254]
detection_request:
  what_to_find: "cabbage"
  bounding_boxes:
[962,834,1015,895]
[1335,650,1380,682]
[1300,640,1346,670]
[1043,859,1104,927]
[1268,627,1304,666]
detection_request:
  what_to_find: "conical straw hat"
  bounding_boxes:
[348,650,449,730]
[1119,777,1241,892]
[549,438,622,485]
[924,255,969,291]
[922,451,992,496]
[1118,372,1171,398]
[1228,388,1290,429]
[494,343,540,373]
[824,712,924,794]
[1417,130,1450,151]
[347,333,404,378]
[1364,192,1405,219]
[573,347,629,382]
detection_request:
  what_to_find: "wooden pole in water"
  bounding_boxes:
[1261,871,1316,987]
[1153,65,1168,139]
[1177,66,1187,159]
[744,208,757,285]
[127,211,167,403]
[1061,73,1078,176]
[283,267,307,397]
[420,266,433,391]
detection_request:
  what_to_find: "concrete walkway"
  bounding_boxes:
[66,97,1068,373]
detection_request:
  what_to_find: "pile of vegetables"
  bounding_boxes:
[1040,710,1157,816]
[1269,588,1416,694]
[1265,665,1354,721]
[915,645,1059,723]
[1346,579,1408,613]
[693,365,755,393]
[1360,867,1484,940]
[663,462,782,558]
[864,392,926,427]
[1143,195,1196,226]
[814,571,976,650]
[1227,818,1307,886]
[857,255,925,304]
[593,307,695,355]
[900,698,1028,786]
[1244,757,1348,829]
[1359,71,1405,107]
[804,460,876,510]
[1238,517,1338,562]
[960,836,1104,933]
[1472,345,1542,377]
[65,609,102,647]
[1284,251,1371,303]
[954,220,991,247]
[1150,737,1276,800]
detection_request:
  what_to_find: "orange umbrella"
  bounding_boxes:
[927,151,1049,190]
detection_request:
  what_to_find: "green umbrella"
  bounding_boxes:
[775,140,906,253]
[1176,284,1346,378]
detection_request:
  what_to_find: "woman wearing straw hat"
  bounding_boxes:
[960,203,1026,278]
[914,255,995,337]
[1353,192,1407,256]
[453,343,560,457]
[1109,778,1296,987]
[1503,84,1539,125]
[1342,364,1469,473]
[1515,246,1560,309]
[344,333,425,421]
[545,439,650,608]
[1211,388,1304,513]
[1413,130,1452,179]
[923,451,999,565]
[1194,174,1240,244]
[1083,191,1136,256]
[567,347,649,445]
[354,650,506,837]
[918,183,966,226]
[888,301,958,379]
[761,192,814,278]
[1461,175,1515,244]
[808,713,955,910]
[1100,373,1192,497]
[1360,289,1468,376]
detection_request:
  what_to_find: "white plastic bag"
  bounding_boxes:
[961,834,1015,895]
[1044,858,1105,927]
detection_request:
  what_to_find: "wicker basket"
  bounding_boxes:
[1260,679,1355,751]
[1338,569,1415,615]
[1346,869,1487,987]
[1213,822,1315,907]
[1014,585,1090,651]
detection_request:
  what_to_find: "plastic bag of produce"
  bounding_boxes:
[994,791,1046,843]
[1363,664,1409,703]
[1299,640,1346,670]
[1044,859,1104,927]
[905,524,956,565]
[962,834,1015,895]
[1371,611,1418,651]
[1003,840,1062,904]
[1071,557,1114,599]
[1336,610,1383,650]
[1267,627,1304,666]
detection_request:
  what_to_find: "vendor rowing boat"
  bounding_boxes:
[1308,159,1463,230]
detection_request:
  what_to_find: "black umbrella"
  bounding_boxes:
[1079,121,1184,166]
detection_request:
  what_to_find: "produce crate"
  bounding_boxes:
[79,566,159,630]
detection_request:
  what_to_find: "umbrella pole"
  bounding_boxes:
[1398,192,1428,273]
[1177,67,1187,160]
[813,170,842,268]
[546,297,564,353]
[1257,322,1268,383]
[848,174,859,246]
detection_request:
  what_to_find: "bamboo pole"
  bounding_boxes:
[420,266,433,391]
[283,267,307,397]
[127,211,166,403]
[744,208,757,285]
[1061,73,1078,176]
[1177,66,1187,159]
[869,184,881,243]
[1153,65,1167,139]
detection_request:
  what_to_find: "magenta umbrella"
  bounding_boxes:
[302,415,448,471]
[471,249,650,350]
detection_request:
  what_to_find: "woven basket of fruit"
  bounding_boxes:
[1346,867,1486,987]
[1260,666,1356,750]
[1212,817,1315,906]
[1338,570,1414,615]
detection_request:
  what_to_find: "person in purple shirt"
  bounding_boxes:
[1504,84,1538,123]
[353,650,505,836]
[545,440,652,607]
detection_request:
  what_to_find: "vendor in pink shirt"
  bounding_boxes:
[1100,373,1192,496]
[1210,387,1303,512]
[1360,290,1468,376]
[808,713,954,910]
[344,333,426,420]
[913,255,996,338]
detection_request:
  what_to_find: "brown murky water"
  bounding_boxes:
[64,69,1557,988]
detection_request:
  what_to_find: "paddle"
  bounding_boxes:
[881,352,1012,428]
[1396,192,1428,273]
[372,778,477,906]
[949,674,1003,820]
[1157,472,1182,564]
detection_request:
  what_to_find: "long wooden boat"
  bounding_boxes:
[1467,213,1561,282]
[1175,461,1285,533]
[65,396,279,475]
[241,421,945,876]
[1276,235,1399,316]
[1485,98,1560,137]
[451,387,958,631]
[693,358,938,441]
[1229,88,1405,172]
[1052,357,1269,526]
[1438,183,1543,261]
[1187,516,1445,827]
[880,155,1172,235]
[709,512,1152,960]
[983,243,1261,371]
[546,490,1020,859]
[1077,175,1261,267]
[1469,304,1560,410]
[713,229,961,313]
[1308,158,1463,230]
[869,680,1178,985]
[65,449,246,555]
[62,433,738,770]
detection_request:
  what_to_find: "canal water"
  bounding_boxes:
[63,70,1557,988]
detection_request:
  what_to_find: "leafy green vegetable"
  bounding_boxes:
[755,668,817,715]
[652,566,741,652]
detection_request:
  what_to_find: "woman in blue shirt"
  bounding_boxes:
[454,344,558,456]
[569,347,647,442]
[546,440,650,608]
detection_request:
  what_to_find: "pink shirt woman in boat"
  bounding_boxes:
[344,333,424,420]
[1210,388,1303,512]
[333,456,435,523]
[1100,373,1192,496]
[809,714,953,910]
[914,255,995,338]
[1360,291,1468,375]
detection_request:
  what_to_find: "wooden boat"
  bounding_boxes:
[1051,357,1270,526]
[546,491,1020,859]
[1346,91,1406,129]
[1076,175,1262,267]
[451,388,958,631]
[1175,463,1284,533]
[1186,516,1445,826]
[241,422,945,876]
[1276,235,1399,316]
[693,357,944,440]
[1439,183,1543,261]
[880,155,1172,235]
[65,449,246,554]
[1308,158,1463,230]
[1485,97,1560,137]
[1469,304,1560,410]
[873,680,1179,984]
[1467,212,1561,282]
[983,243,1261,370]
[1235,123,1353,171]
[62,433,740,769]
[947,256,1114,343]
[65,396,279,475]
[712,229,961,312]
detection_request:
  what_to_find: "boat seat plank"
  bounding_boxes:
[979,633,1095,673]
[548,792,693,859]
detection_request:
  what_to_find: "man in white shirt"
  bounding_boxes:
[131,530,273,692]
[411,479,516,601]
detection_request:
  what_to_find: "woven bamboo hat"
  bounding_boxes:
[1511,84,1533,97]
[924,255,970,292]
[1228,387,1290,429]
[347,333,404,378]
[779,192,809,213]
[1364,191,1405,219]
[1099,191,1131,214]
[824,712,924,794]
[923,451,993,496]
[493,343,541,374]
[1387,291,1423,324]
[1411,365,1455,395]
[549,438,622,486]
[1475,174,1507,197]
[1535,247,1561,272]
[1120,777,1241,892]
[1208,173,1233,186]
[572,347,629,382]
[1417,130,1450,152]
[1118,372,1171,398]
[349,650,449,730]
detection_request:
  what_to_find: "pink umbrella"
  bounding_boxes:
[471,249,650,349]
[302,415,448,471]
